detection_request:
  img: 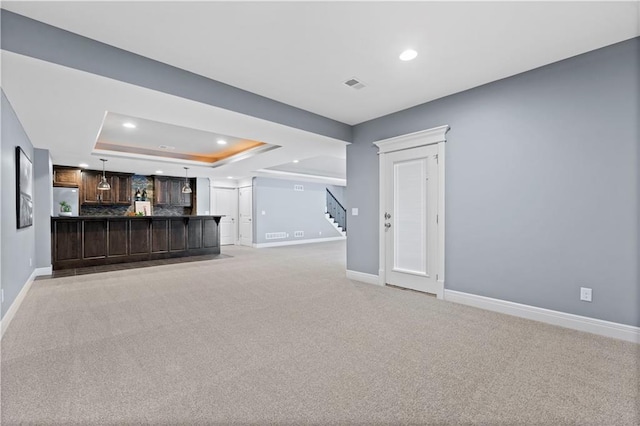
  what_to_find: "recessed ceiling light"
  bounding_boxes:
[293,160,299,163]
[399,49,418,61]
[123,122,136,129]
[227,176,233,179]
[79,163,89,168]
[155,170,163,174]
[217,139,227,145]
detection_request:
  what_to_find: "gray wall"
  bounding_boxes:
[33,148,52,269]
[347,38,639,327]
[254,177,344,244]
[0,10,351,143]
[1,90,36,319]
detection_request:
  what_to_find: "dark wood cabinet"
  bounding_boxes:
[52,220,81,262]
[151,219,169,253]
[170,180,184,206]
[113,174,132,204]
[53,166,81,187]
[81,170,132,205]
[108,220,128,257]
[81,171,103,205]
[51,216,221,270]
[170,219,187,251]
[154,177,170,205]
[83,220,107,259]
[154,176,193,207]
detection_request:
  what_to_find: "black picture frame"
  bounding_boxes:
[16,146,33,229]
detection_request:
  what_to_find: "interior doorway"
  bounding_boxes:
[374,125,448,298]
[238,185,253,247]
[212,187,238,245]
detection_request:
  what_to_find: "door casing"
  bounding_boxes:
[374,125,449,299]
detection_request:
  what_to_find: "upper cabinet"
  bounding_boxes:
[112,174,132,205]
[80,170,132,205]
[154,176,193,207]
[81,171,102,205]
[53,165,194,208]
[53,166,81,187]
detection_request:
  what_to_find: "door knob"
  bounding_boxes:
[384,223,391,229]
[384,212,391,219]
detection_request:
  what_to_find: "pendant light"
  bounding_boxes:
[97,159,111,191]
[181,167,192,193]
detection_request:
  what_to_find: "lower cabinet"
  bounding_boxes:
[51,216,221,270]
[151,219,169,253]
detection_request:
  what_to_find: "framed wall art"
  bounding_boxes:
[16,146,33,229]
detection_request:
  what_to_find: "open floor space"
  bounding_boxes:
[2,241,638,425]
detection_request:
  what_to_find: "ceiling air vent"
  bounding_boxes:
[343,77,365,90]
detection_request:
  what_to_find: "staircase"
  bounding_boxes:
[326,189,346,236]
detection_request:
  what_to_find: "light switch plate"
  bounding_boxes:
[352,208,359,216]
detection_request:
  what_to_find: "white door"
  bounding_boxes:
[383,144,441,296]
[212,187,238,245]
[238,186,253,246]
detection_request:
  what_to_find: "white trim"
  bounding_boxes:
[35,266,52,276]
[378,269,386,286]
[374,125,449,299]
[437,142,445,285]
[1,269,37,339]
[254,169,346,186]
[444,290,640,344]
[346,270,381,286]
[373,125,449,154]
[253,236,345,248]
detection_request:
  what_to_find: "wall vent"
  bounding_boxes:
[265,232,287,240]
[294,184,304,191]
[343,77,366,90]
[294,231,304,238]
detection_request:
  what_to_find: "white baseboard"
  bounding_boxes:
[444,289,639,344]
[35,265,52,276]
[346,270,382,286]
[253,236,345,248]
[1,269,37,339]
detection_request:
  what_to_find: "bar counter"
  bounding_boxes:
[51,215,221,270]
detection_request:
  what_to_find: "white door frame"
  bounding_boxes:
[374,125,449,298]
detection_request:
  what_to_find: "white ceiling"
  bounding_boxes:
[1,2,638,184]
[1,51,347,183]
[97,111,277,165]
[4,1,638,125]
[99,112,260,154]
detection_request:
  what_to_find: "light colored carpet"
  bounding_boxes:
[1,241,638,425]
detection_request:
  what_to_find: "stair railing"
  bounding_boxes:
[326,189,346,233]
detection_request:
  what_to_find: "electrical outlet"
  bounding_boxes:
[580,287,592,302]
[29,258,32,267]
[1,289,4,303]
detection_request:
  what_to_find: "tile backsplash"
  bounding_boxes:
[79,175,193,216]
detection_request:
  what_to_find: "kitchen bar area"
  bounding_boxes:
[51,163,221,271]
